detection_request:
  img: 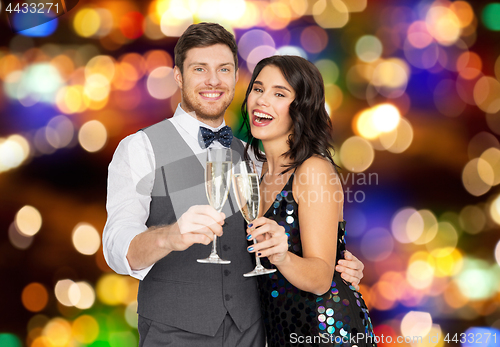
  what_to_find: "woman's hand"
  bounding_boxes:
[246,217,289,265]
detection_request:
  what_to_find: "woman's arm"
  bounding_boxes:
[249,156,342,295]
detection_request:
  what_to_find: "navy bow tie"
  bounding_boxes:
[199,126,233,148]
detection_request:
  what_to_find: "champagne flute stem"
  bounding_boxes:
[210,235,218,256]
[252,239,264,267]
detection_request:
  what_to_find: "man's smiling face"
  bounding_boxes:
[174,44,239,125]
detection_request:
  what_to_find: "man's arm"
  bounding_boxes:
[103,132,225,277]
[335,250,364,291]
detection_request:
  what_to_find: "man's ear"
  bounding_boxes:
[235,68,239,84]
[173,66,183,89]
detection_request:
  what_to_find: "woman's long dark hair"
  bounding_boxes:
[240,55,340,174]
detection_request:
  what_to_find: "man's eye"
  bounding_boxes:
[221,68,229,72]
[195,68,204,72]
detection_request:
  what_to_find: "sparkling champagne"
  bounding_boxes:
[233,173,260,223]
[205,161,232,212]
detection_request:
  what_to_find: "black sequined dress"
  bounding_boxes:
[258,173,376,347]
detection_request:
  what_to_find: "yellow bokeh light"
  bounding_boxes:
[160,7,193,37]
[313,0,349,29]
[480,147,500,185]
[473,76,500,114]
[407,259,435,289]
[69,281,96,309]
[412,209,438,245]
[15,205,42,237]
[401,311,432,339]
[462,158,493,196]
[432,248,463,277]
[372,104,401,132]
[0,137,26,170]
[85,55,116,81]
[55,279,75,307]
[449,1,474,28]
[459,205,486,234]
[355,108,379,140]
[96,274,130,305]
[84,73,111,102]
[425,222,458,256]
[72,315,99,344]
[72,222,101,255]
[489,194,500,225]
[391,207,422,244]
[339,136,375,172]
[371,58,410,89]
[43,318,72,347]
[125,301,139,328]
[356,35,383,63]
[78,120,108,153]
[73,8,101,38]
[426,5,462,46]
[263,2,291,30]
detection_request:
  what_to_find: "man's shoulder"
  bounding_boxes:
[141,118,174,133]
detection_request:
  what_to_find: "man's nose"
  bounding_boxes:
[205,70,221,86]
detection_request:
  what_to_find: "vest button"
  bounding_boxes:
[222,245,231,251]
[225,294,232,301]
[224,269,231,276]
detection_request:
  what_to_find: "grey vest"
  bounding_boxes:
[137,119,261,336]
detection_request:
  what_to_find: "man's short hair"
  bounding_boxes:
[174,22,238,74]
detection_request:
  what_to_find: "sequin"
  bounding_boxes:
[258,173,377,347]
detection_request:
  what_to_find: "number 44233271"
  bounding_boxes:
[5,2,60,14]
[444,332,497,344]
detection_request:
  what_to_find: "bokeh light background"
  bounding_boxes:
[1,0,500,346]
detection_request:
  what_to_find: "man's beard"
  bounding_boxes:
[181,86,234,122]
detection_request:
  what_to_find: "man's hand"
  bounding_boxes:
[165,205,225,252]
[335,250,364,291]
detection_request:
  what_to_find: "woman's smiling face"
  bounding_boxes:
[247,65,296,142]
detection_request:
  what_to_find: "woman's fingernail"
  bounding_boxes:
[246,234,252,240]
[248,223,253,228]
[248,246,254,252]
[257,252,262,256]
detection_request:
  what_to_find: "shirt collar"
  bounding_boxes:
[172,104,227,141]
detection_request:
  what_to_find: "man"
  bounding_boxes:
[103,22,364,346]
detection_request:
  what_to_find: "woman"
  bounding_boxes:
[241,56,377,347]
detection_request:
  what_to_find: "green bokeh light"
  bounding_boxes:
[0,334,22,347]
[482,3,500,31]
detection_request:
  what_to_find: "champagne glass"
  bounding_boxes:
[197,148,232,264]
[232,160,276,277]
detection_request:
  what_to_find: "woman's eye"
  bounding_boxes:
[253,87,263,93]
[276,93,285,97]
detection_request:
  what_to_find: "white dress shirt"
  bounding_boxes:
[103,104,260,280]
